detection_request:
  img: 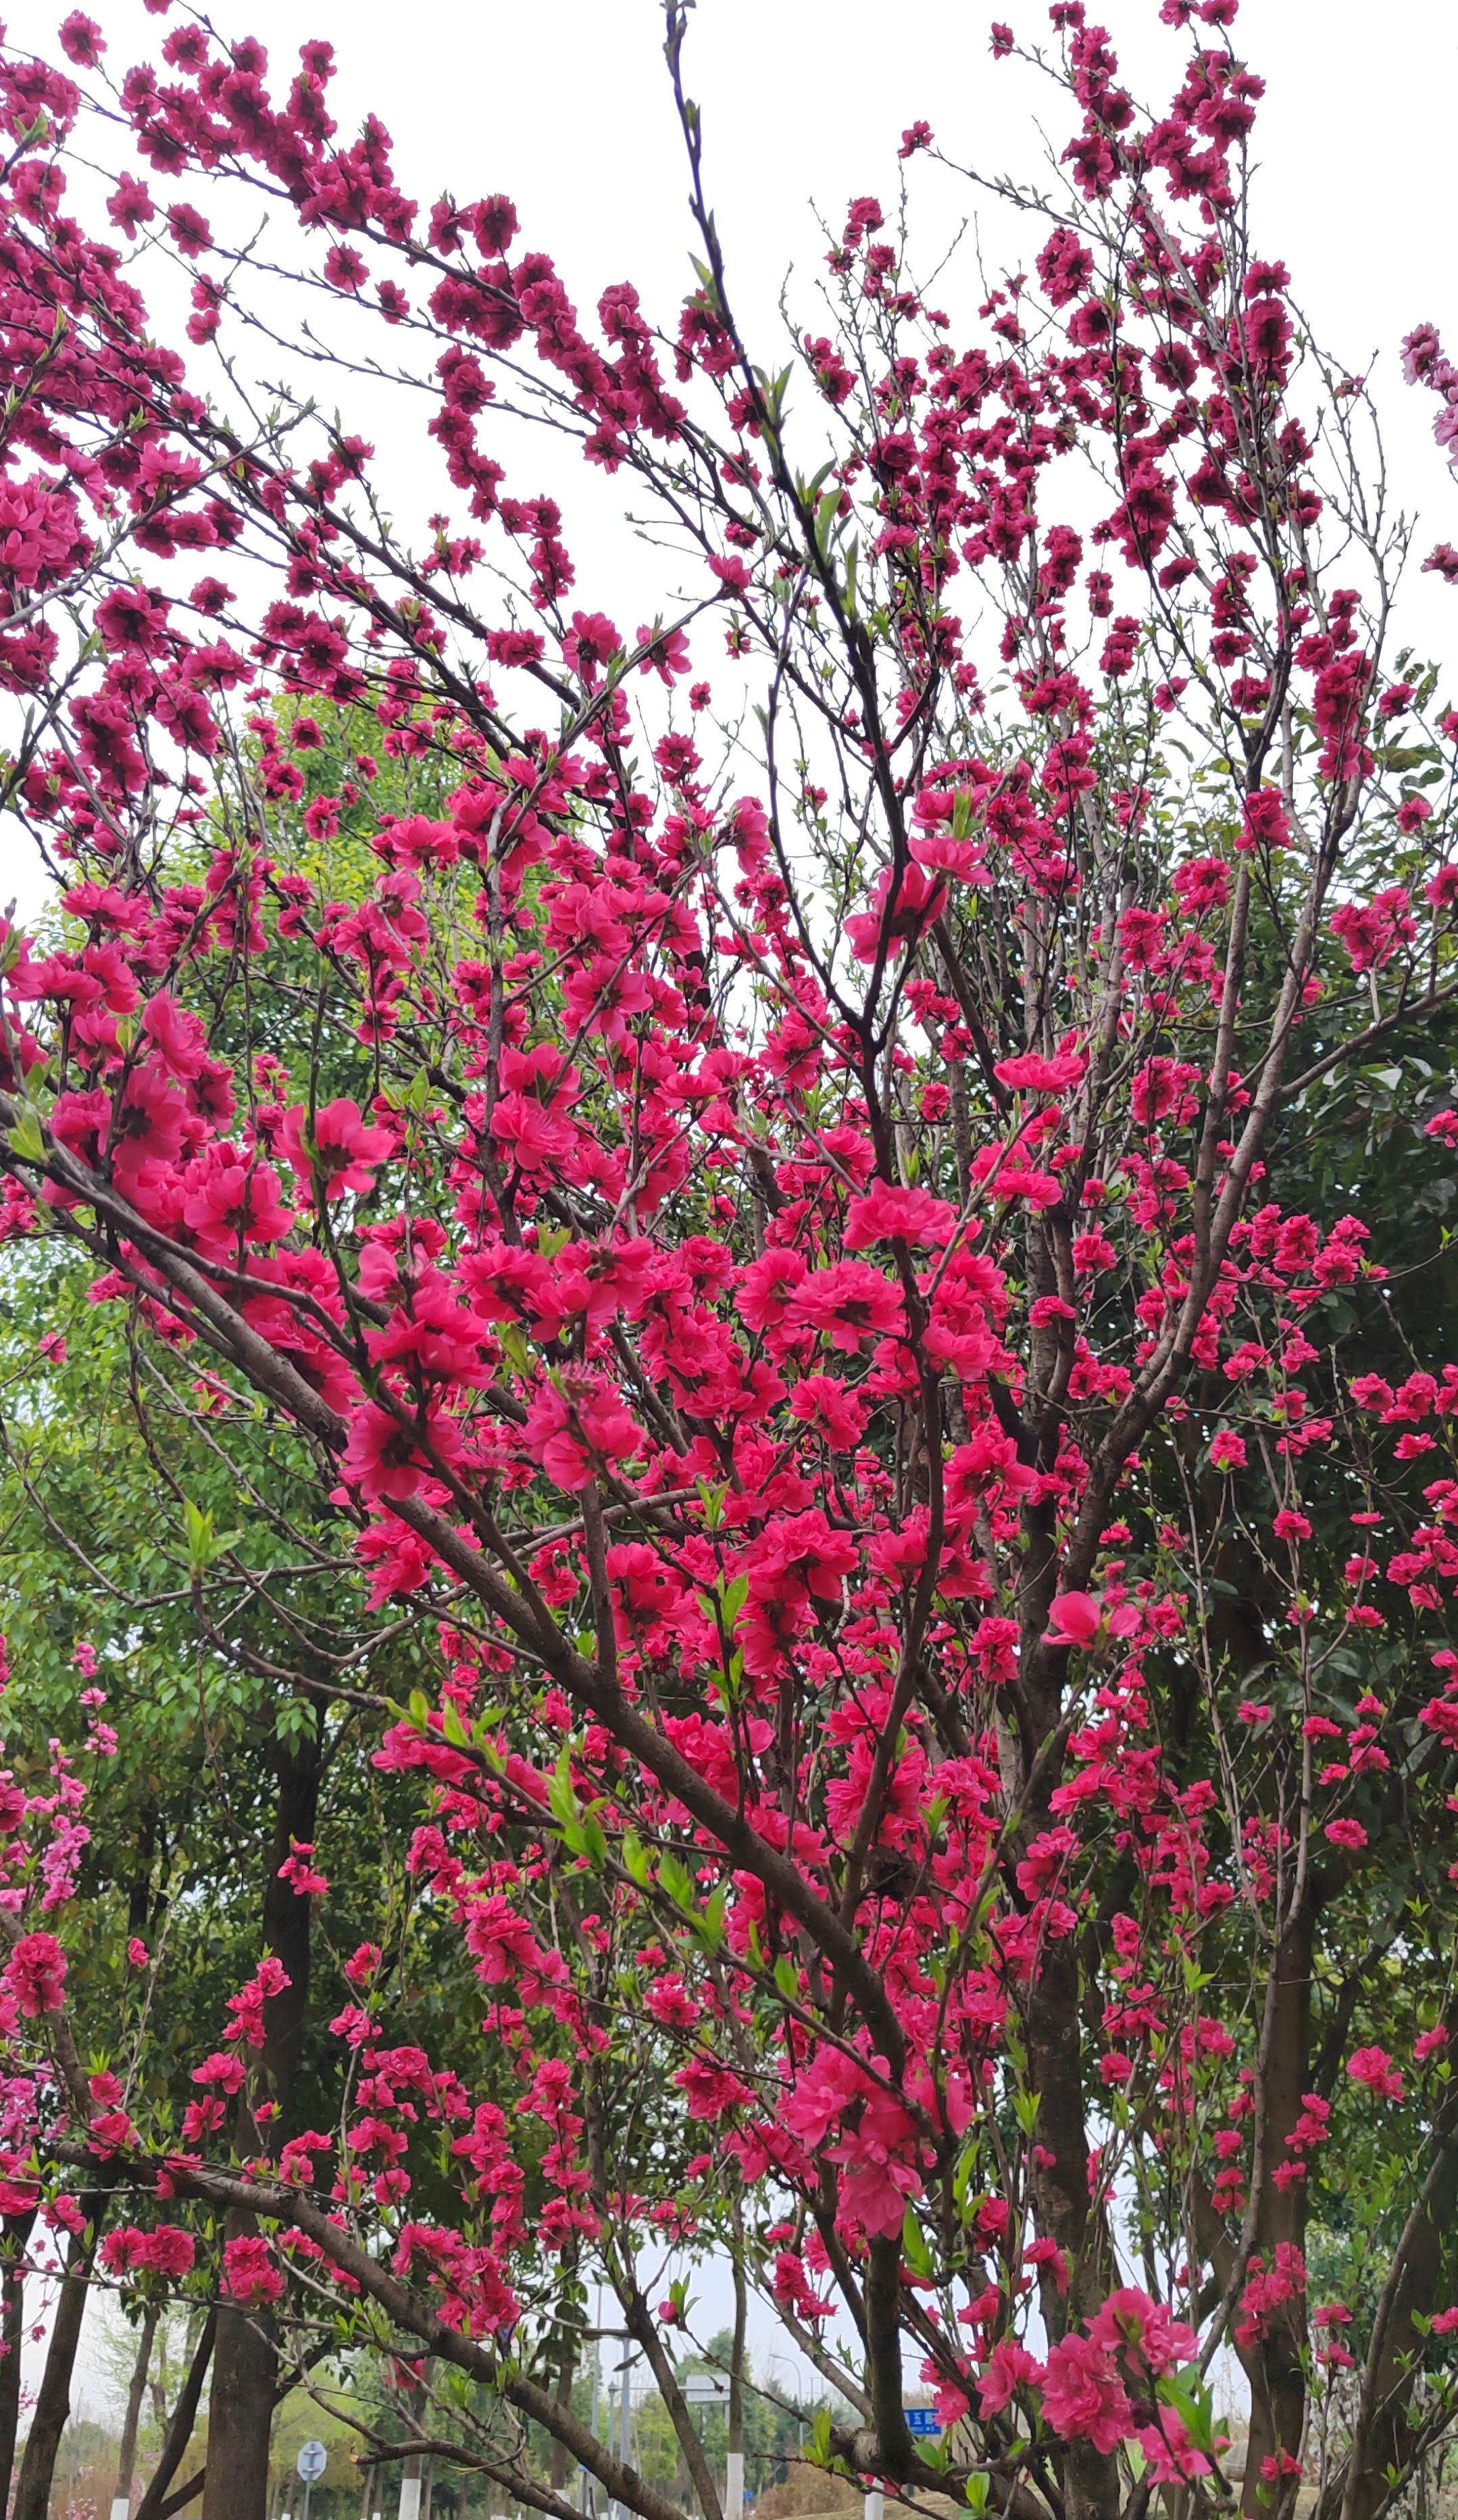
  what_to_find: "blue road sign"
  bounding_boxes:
[905,2409,942,2437]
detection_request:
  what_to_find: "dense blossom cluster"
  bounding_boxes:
[0,7,1455,2520]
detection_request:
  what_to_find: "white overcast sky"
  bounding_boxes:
[0,0,1454,932]
[4,0,1458,2436]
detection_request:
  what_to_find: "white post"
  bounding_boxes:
[605,2376,622,2520]
[111,2501,130,2520]
[399,2483,422,2520]
[726,2452,745,2520]
[865,2492,884,2520]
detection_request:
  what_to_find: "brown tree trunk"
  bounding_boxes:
[13,2188,110,2520]
[135,2311,217,2520]
[1240,1904,1314,2520]
[548,2235,581,2500]
[0,2208,36,2517]
[549,2346,577,2496]
[1024,1937,1120,2520]
[157,2481,205,2520]
[1007,1483,1120,2520]
[114,2304,161,2517]
[1333,2107,1458,2520]
[201,2286,277,2520]
[201,1714,322,2520]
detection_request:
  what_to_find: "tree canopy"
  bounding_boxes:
[0,10,1456,2520]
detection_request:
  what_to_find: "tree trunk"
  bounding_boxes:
[549,2240,580,2500]
[201,1714,322,2520]
[114,2304,161,2519]
[1334,2108,1458,2520]
[202,2286,277,2520]
[726,2216,747,2520]
[1240,1902,1314,2520]
[1007,1512,1120,2520]
[13,2189,110,2520]
[134,2309,216,2520]
[397,2449,423,2520]
[549,2344,577,2496]
[0,2208,36,2518]
[157,2477,206,2520]
[394,2362,429,2520]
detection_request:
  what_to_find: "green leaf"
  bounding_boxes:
[1156,2371,1215,2456]
[182,1497,220,1575]
[497,1324,530,1377]
[695,1477,730,1529]
[901,2206,934,2279]
[7,1106,45,1164]
[696,1572,749,1633]
[547,1744,579,1833]
[384,1065,432,1114]
[659,1852,695,1911]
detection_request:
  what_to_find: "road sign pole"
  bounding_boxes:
[296,2440,328,2520]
